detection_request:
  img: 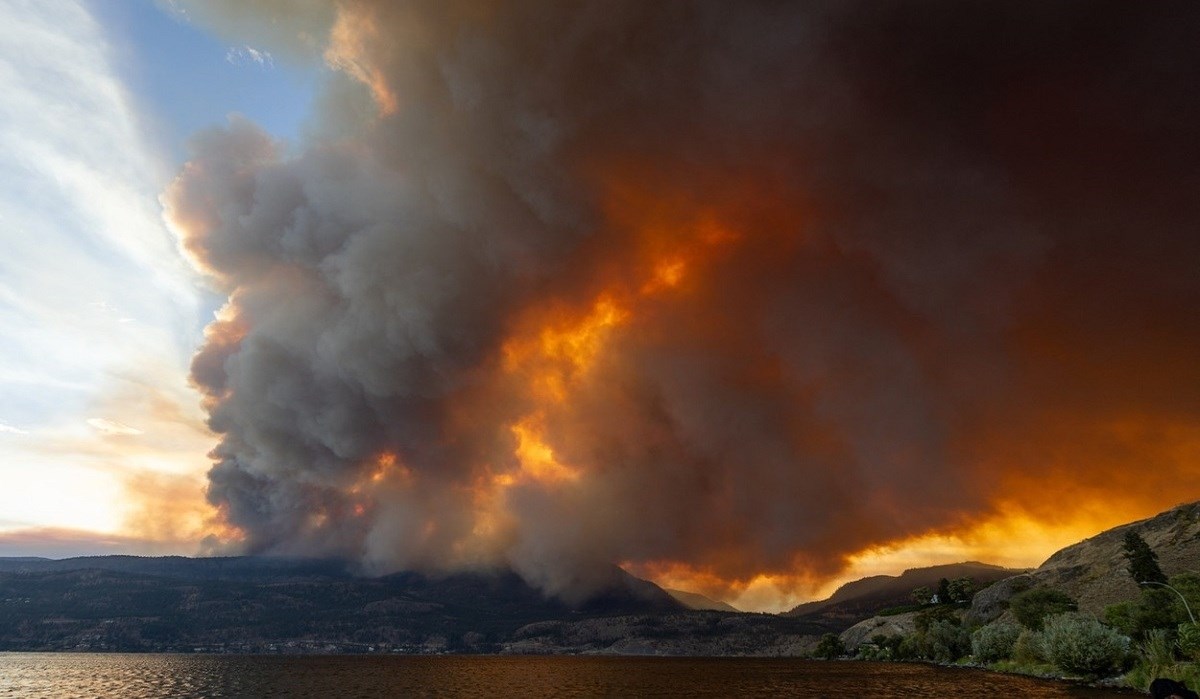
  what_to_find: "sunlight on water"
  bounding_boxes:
[0,654,1137,698]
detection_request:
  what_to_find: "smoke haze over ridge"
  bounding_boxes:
[164,1,1200,608]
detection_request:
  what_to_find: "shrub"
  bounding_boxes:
[814,633,845,659]
[923,619,972,662]
[1105,588,1183,639]
[1010,587,1078,631]
[1038,613,1130,677]
[1012,628,1045,663]
[1178,622,1200,661]
[896,634,921,660]
[1125,659,1200,693]
[1136,627,1176,679]
[971,622,1021,663]
[914,604,959,634]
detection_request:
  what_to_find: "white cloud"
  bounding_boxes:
[0,0,210,542]
[225,44,274,67]
[86,418,145,436]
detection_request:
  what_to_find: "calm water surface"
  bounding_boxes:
[0,654,1140,698]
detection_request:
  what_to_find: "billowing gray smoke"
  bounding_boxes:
[166,0,1200,603]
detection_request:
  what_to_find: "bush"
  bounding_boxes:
[814,633,845,659]
[971,622,1022,663]
[1178,622,1200,661]
[1039,613,1130,677]
[1011,587,1078,631]
[1125,658,1200,693]
[914,604,959,634]
[922,619,971,662]
[1105,588,1179,639]
[896,634,921,660]
[1136,627,1176,679]
[1012,628,1045,663]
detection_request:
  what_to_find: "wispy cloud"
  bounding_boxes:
[225,44,273,67]
[86,418,145,436]
[0,0,209,547]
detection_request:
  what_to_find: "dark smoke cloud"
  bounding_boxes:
[166,0,1200,602]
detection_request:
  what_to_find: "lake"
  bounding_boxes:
[0,654,1140,697]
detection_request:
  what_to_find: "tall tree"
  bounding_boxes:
[1123,530,1167,585]
[936,577,952,605]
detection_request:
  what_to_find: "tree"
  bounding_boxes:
[814,633,845,659]
[914,604,960,635]
[1123,530,1167,585]
[936,577,952,604]
[947,577,977,604]
[911,586,932,605]
[922,619,971,662]
[1010,587,1078,631]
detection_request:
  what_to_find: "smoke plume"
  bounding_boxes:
[165,1,1200,604]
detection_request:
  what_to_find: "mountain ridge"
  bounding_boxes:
[783,560,1026,628]
[969,500,1200,622]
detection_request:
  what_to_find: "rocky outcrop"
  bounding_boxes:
[963,574,1035,626]
[839,611,921,650]
[967,501,1200,622]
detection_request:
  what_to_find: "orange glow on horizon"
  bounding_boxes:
[626,499,1179,613]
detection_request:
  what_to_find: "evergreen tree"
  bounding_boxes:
[1123,530,1167,584]
[936,577,952,604]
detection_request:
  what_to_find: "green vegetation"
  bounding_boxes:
[1123,530,1167,585]
[847,519,1200,693]
[814,633,846,659]
[1178,623,1200,661]
[1009,587,1077,631]
[1037,613,1129,677]
[946,577,976,604]
[956,571,1200,691]
[1101,571,1200,692]
[970,622,1021,664]
[921,618,971,662]
[1106,574,1200,639]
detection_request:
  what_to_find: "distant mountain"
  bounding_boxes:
[665,588,740,612]
[0,555,355,581]
[970,500,1200,622]
[784,561,1026,631]
[0,555,683,653]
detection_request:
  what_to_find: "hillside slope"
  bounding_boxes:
[971,500,1200,621]
[666,588,740,612]
[0,556,683,652]
[784,561,1024,631]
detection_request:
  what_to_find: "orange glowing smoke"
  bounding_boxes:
[171,1,1200,612]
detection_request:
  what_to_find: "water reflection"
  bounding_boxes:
[0,654,1139,698]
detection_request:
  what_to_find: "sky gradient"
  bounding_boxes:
[2,0,1198,612]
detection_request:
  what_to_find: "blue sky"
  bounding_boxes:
[0,0,319,551]
[96,0,318,160]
